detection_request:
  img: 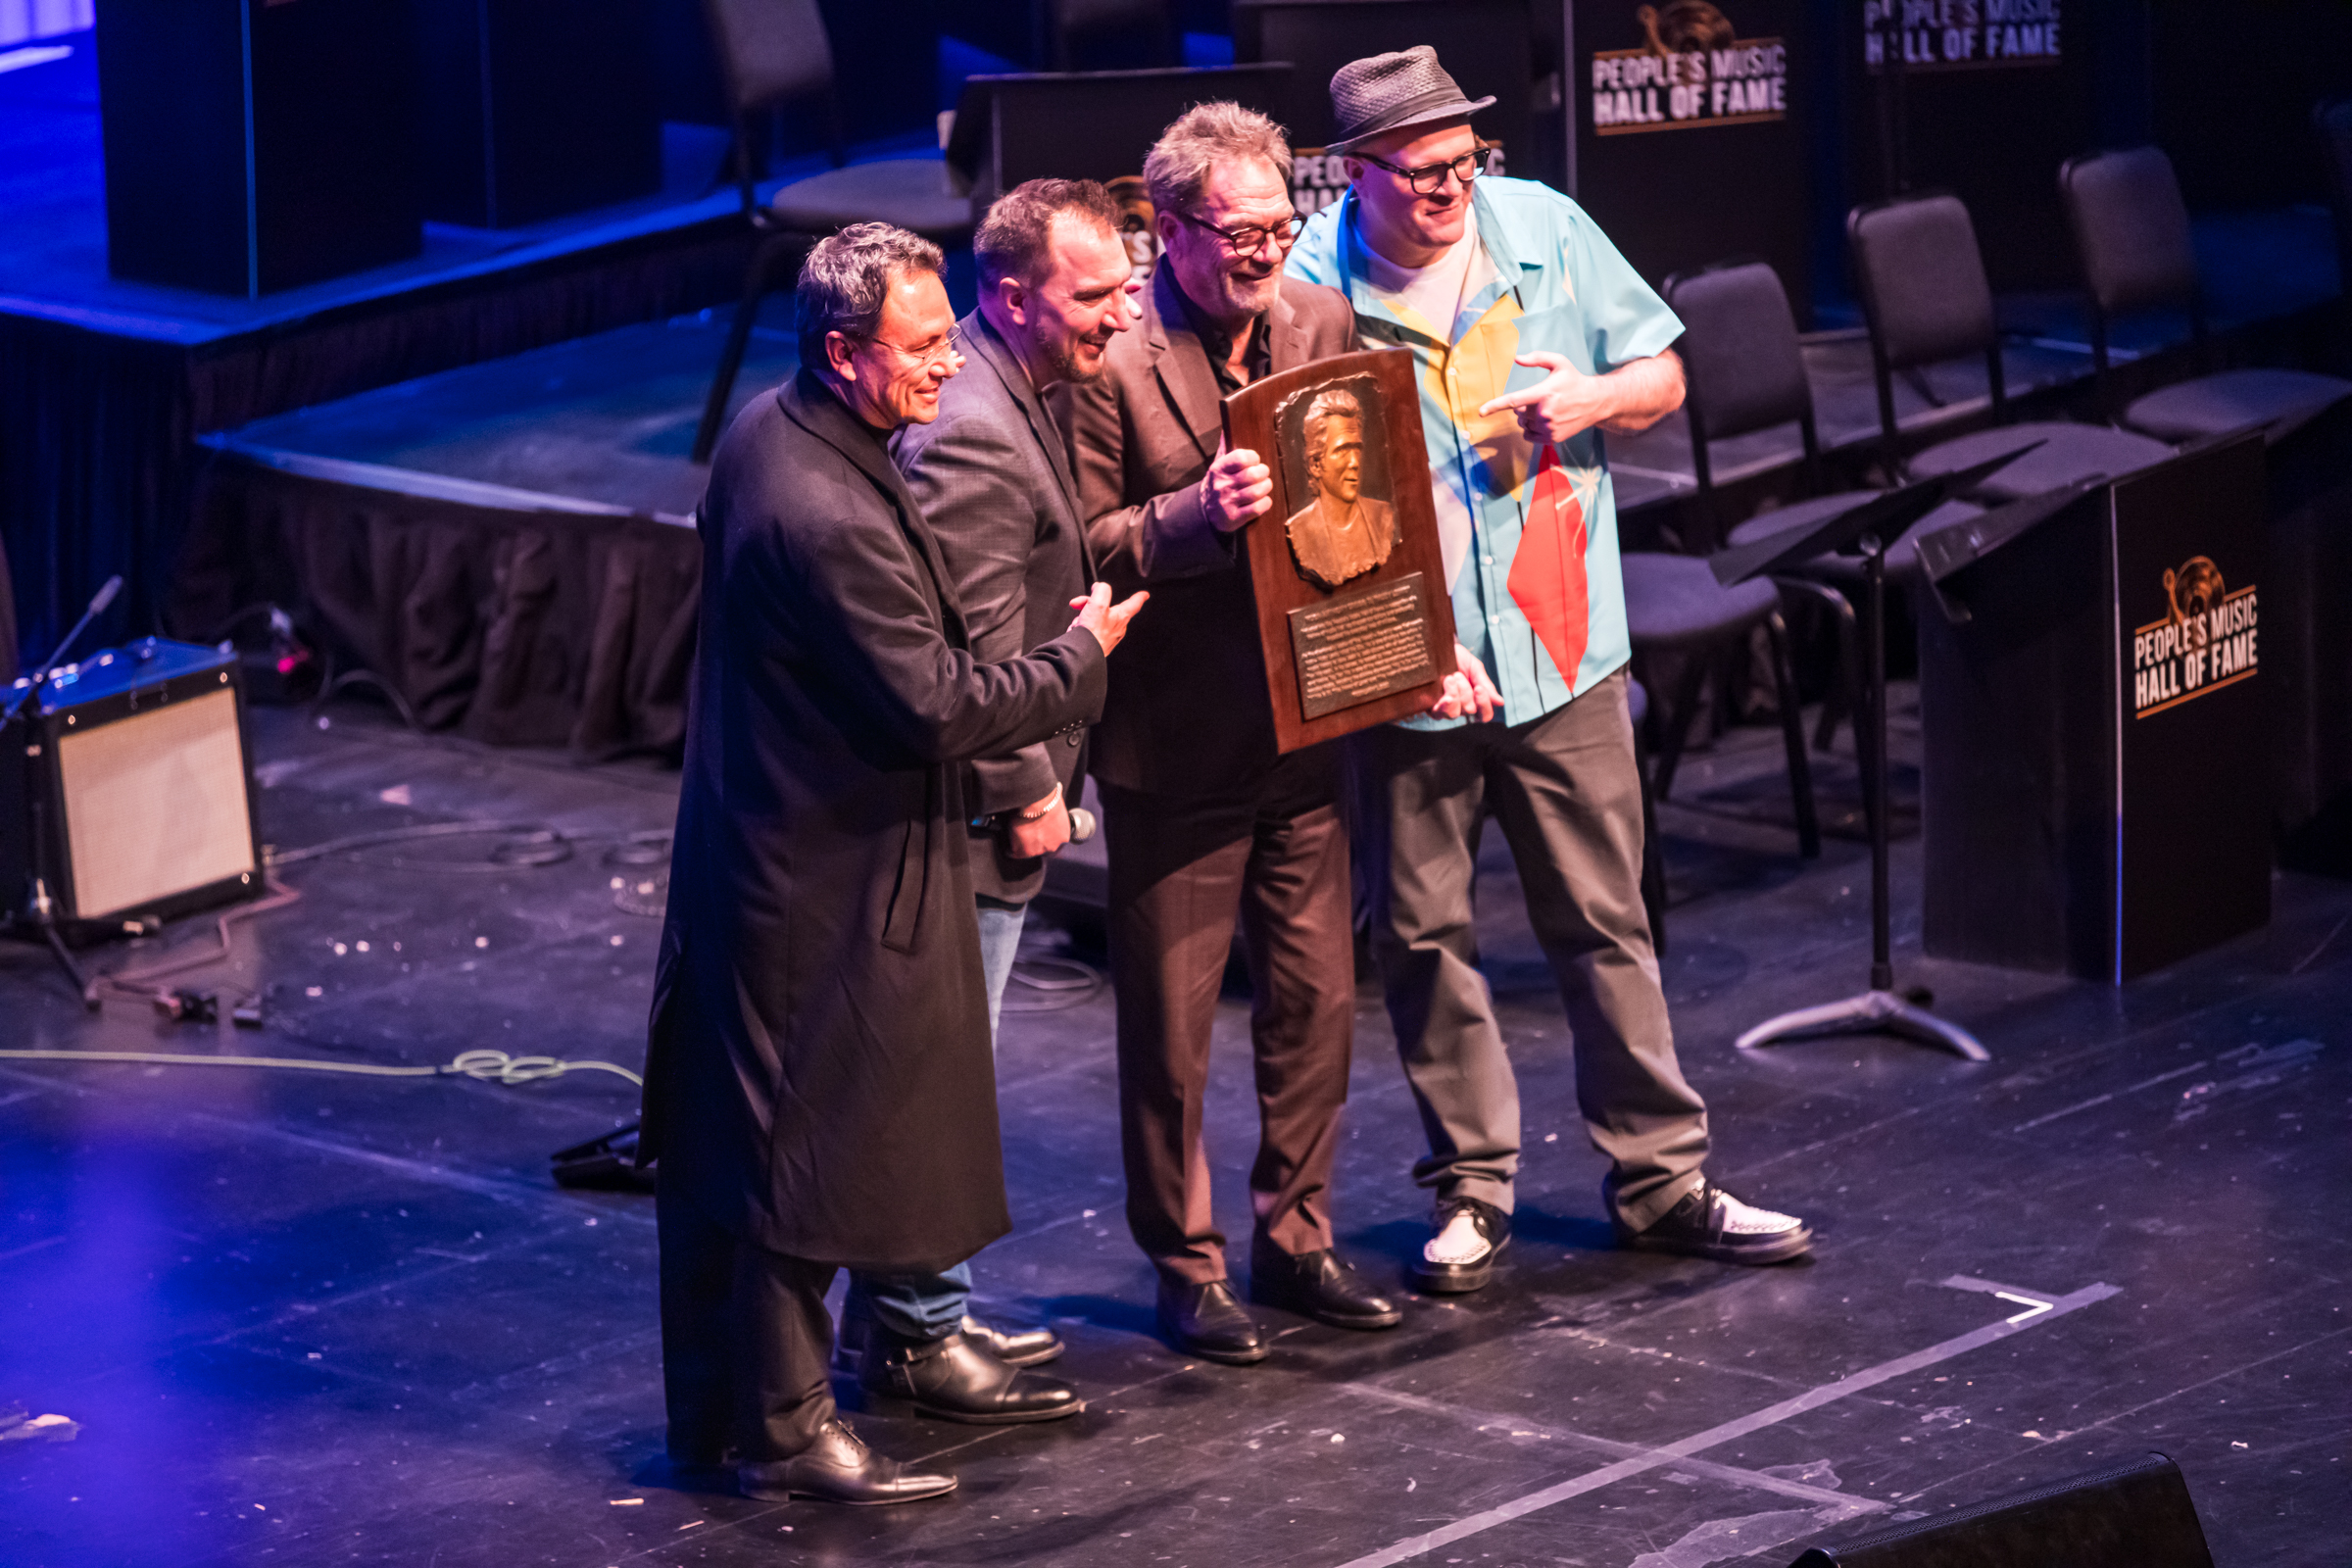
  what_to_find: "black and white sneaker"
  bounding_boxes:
[1615,1178,1812,1264]
[1410,1197,1512,1294]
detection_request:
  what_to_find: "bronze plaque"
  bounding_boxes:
[1225,347,1457,753]
[1277,377,1399,591]
[1289,573,1438,719]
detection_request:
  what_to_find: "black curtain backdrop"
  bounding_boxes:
[178,461,699,759]
[0,216,749,680]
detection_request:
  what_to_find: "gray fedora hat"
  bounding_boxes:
[1327,46,1495,153]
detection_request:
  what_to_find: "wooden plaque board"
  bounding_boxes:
[1222,347,1458,753]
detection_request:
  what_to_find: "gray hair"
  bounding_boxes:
[796,222,946,368]
[975,178,1122,290]
[1143,101,1293,219]
[1302,386,1364,462]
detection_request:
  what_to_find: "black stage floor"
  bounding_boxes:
[1,698,2346,1568]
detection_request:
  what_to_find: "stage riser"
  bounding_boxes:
[178,463,698,758]
[1,223,751,679]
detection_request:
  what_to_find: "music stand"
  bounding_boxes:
[1708,445,2042,1062]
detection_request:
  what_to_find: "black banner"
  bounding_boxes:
[1572,0,1812,320]
[2111,434,2271,979]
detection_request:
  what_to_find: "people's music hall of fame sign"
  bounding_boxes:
[1222,348,1458,753]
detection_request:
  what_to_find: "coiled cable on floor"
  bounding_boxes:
[0,1046,641,1088]
[265,819,572,871]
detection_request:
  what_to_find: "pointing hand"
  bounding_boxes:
[1477,351,1609,445]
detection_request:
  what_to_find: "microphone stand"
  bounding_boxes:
[1732,526,1984,1059]
[6,576,122,1005]
[1700,452,2043,1063]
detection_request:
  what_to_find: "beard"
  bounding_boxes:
[1206,262,1282,319]
[1044,326,1116,384]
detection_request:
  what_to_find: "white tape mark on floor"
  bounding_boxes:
[1342,1385,1889,1517]
[1329,1281,2121,1568]
[2010,1059,2209,1132]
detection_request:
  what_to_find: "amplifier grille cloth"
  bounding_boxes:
[56,688,255,919]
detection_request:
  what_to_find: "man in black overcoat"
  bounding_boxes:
[641,223,1146,1506]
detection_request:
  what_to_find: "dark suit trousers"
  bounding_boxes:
[1102,750,1355,1286]
[657,1177,837,1464]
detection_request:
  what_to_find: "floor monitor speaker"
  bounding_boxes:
[2,639,263,935]
[1788,1451,2214,1568]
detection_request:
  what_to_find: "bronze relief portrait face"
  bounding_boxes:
[1277,375,1401,592]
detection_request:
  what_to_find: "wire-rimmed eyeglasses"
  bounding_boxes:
[856,322,967,368]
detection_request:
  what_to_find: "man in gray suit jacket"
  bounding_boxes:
[833,180,1144,1422]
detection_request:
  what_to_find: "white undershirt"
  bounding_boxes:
[1356,221,1495,596]
[1361,225,1490,341]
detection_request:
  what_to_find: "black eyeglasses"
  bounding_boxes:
[1355,146,1491,196]
[1174,209,1306,259]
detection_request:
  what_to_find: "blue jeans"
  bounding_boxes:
[975,896,1025,1037]
[845,898,1026,1342]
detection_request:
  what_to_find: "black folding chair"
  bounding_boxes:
[1665,257,1977,772]
[1847,192,2173,503]
[690,0,976,464]
[2060,144,2351,439]
[1621,551,1820,860]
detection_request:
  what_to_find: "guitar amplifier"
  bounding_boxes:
[1,639,264,935]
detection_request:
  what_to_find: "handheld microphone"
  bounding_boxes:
[1068,808,1098,843]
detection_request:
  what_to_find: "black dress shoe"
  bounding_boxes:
[1615,1177,1813,1265]
[737,1419,956,1505]
[860,1331,1083,1424]
[838,1311,1062,1372]
[1249,1241,1402,1329]
[959,1313,1063,1367]
[1411,1196,1511,1295]
[1155,1278,1269,1365]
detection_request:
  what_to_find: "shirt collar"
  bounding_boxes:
[1164,265,1267,386]
[1337,181,1531,344]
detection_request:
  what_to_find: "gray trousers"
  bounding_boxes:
[1350,668,1709,1232]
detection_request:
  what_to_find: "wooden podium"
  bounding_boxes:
[97,0,420,296]
[1915,434,2272,981]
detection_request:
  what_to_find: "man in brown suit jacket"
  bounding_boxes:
[1057,103,1403,1364]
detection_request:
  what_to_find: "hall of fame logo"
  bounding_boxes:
[2130,555,2259,718]
[1864,0,2063,74]
[1590,3,1789,136]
